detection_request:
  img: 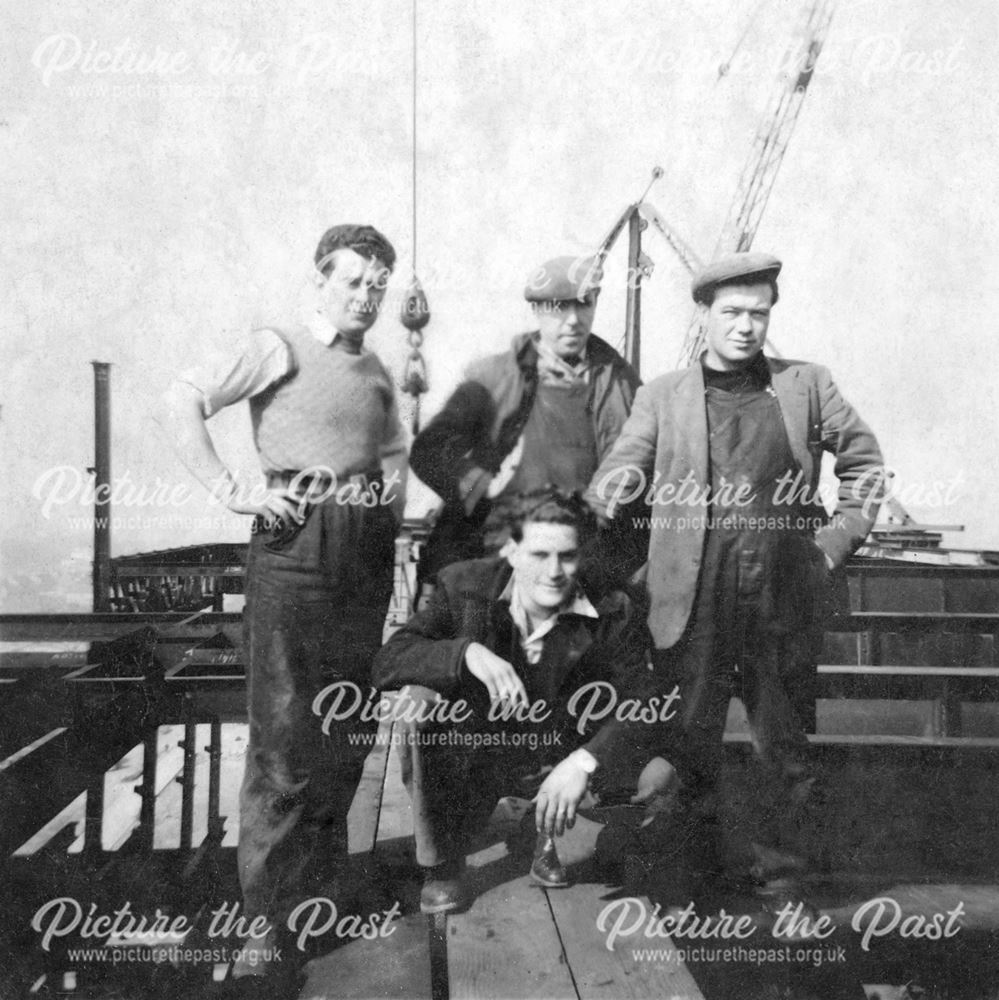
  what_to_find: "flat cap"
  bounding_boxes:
[691,251,782,302]
[524,255,602,303]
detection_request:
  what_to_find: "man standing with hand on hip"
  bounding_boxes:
[157,224,406,988]
[586,251,885,914]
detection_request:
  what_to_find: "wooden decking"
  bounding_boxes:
[223,717,708,999]
[298,725,999,1000]
[12,711,999,999]
[4,601,999,998]
[1,725,998,998]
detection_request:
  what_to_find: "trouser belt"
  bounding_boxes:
[266,469,384,500]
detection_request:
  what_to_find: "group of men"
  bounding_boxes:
[159,222,884,990]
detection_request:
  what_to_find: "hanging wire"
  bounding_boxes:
[400,0,430,432]
[412,0,418,271]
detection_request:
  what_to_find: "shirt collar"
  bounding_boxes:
[533,335,591,385]
[500,576,597,664]
[499,575,598,624]
[305,308,363,353]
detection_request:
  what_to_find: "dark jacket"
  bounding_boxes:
[371,557,661,769]
[411,332,641,576]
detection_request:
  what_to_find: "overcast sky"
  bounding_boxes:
[2,0,996,610]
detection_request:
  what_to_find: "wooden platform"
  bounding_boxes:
[5,712,999,997]
[299,732,999,1000]
[5,590,999,998]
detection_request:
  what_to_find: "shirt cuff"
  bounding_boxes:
[568,748,598,774]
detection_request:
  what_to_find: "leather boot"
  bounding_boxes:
[529,833,570,888]
[420,859,468,915]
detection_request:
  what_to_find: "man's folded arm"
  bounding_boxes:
[410,380,498,504]
[370,583,473,695]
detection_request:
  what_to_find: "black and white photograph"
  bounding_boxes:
[3,1,999,997]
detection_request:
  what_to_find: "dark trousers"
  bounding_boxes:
[653,536,823,873]
[397,686,664,868]
[238,497,396,923]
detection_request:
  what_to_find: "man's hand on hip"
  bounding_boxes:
[227,487,307,524]
[464,643,529,710]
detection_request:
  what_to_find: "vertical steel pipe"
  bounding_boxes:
[91,362,112,611]
[624,211,643,377]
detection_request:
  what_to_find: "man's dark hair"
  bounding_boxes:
[314,224,396,276]
[508,487,596,544]
[695,274,780,307]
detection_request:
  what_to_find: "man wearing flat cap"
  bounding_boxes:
[158,223,405,983]
[586,251,885,912]
[410,254,642,585]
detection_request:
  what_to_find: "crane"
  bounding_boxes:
[677,0,837,367]
[592,1,836,376]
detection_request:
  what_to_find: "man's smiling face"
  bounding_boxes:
[317,247,390,344]
[506,521,581,620]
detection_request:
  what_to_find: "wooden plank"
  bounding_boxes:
[97,712,385,856]
[218,724,245,846]
[347,713,394,855]
[0,728,67,772]
[13,725,179,853]
[447,873,578,1000]
[0,613,243,643]
[547,886,705,1000]
[722,731,999,750]
[114,564,244,577]
[151,722,227,851]
[827,612,999,633]
[824,883,999,937]
[817,664,999,677]
[159,722,244,850]
[12,792,86,855]
[101,740,148,850]
[375,732,414,845]
[450,802,703,1000]
[0,730,96,856]
[0,613,243,625]
[12,724,245,856]
[0,642,91,655]
[107,717,379,856]
[300,911,433,1000]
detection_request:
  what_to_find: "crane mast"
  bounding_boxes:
[678,0,836,367]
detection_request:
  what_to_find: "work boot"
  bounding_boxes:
[755,875,822,941]
[420,859,468,915]
[530,833,570,888]
[748,841,808,883]
[593,815,646,884]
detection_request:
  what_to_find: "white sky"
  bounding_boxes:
[2,0,997,610]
